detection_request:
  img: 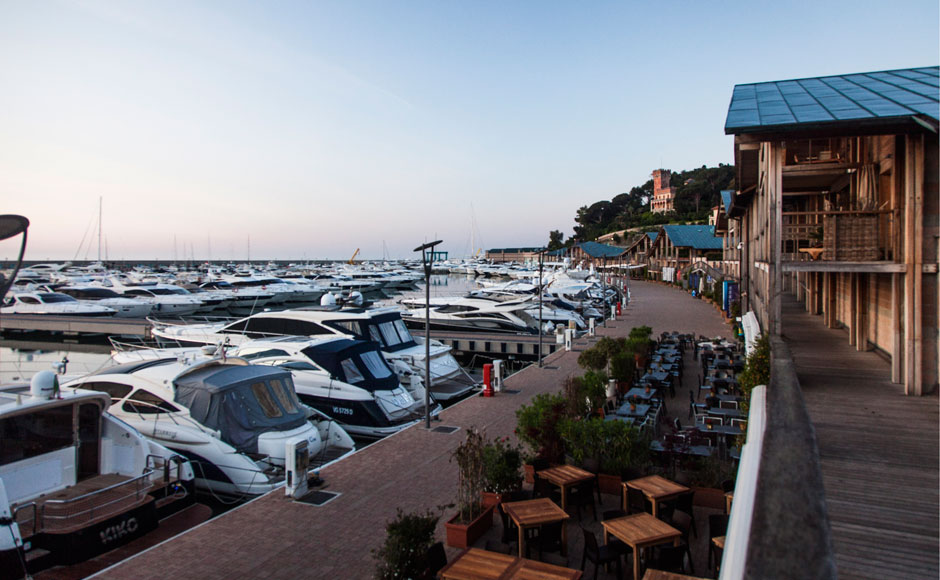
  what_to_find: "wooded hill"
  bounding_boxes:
[565,164,735,244]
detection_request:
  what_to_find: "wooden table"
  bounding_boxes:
[536,465,595,511]
[725,491,734,514]
[437,548,582,580]
[602,513,681,580]
[712,535,726,550]
[642,569,710,580]
[623,475,690,517]
[501,498,571,558]
[438,547,516,579]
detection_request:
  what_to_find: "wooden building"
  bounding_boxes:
[647,224,724,280]
[484,247,544,264]
[724,66,939,395]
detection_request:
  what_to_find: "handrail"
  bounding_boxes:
[12,502,37,537]
[724,336,836,579]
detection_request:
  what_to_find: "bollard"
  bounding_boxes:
[588,317,595,336]
[616,302,622,316]
[492,360,503,392]
[564,329,573,351]
[482,363,494,397]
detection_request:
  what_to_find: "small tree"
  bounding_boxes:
[515,393,568,464]
[482,437,523,494]
[373,507,442,580]
[451,428,487,523]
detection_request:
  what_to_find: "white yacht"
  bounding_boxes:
[1,291,116,317]
[149,307,478,401]
[234,336,441,438]
[194,280,275,316]
[63,357,325,499]
[54,286,154,318]
[107,279,204,317]
[399,295,539,334]
[0,372,198,575]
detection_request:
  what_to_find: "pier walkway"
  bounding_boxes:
[782,295,939,580]
[89,281,732,580]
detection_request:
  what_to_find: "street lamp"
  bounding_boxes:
[0,215,29,300]
[413,239,443,429]
[536,247,548,367]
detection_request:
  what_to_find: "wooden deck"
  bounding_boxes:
[782,295,939,580]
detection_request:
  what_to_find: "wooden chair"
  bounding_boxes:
[579,526,624,580]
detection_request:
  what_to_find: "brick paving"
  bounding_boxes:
[91,280,733,580]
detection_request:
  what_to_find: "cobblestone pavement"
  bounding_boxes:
[91,280,733,580]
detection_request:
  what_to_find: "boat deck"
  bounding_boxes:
[14,474,153,536]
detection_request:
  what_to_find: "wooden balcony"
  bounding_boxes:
[781,209,903,273]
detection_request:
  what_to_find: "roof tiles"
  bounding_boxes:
[725,66,939,134]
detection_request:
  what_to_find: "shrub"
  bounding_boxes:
[451,428,486,523]
[515,393,567,464]
[482,437,523,494]
[373,507,441,580]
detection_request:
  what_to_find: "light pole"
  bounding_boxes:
[414,239,442,429]
[536,247,548,367]
[0,215,29,300]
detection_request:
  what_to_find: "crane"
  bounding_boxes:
[347,248,360,264]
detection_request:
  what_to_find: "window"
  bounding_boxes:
[250,382,283,418]
[19,296,41,304]
[122,389,179,414]
[359,351,392,378]
[238,348,290,361]
[269,378,299,413]
[0,405,75,466]
[393,320,414,343]
[377,322,401,347]
[39,293,74,303]
[82,381,132,403]
[340,359,364,384]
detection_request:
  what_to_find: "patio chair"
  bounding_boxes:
[708,514,730,572]
[626,485,648,515]
[581,458,604,505]
[568,478,598,521]
[580,526,625,580]
[527,520,565,560]
[648,544,690,574]
[719,400,738,409]
[426,542,447,578]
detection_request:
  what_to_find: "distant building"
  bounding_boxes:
[650,169,677,213]
[485,247,544,263]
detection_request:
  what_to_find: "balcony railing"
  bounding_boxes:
[782,209,895,263]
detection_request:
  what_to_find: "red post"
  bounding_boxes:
[616,302,622,316]
[482,364,494,397]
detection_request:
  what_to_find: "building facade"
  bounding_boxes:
[650,169,677,213]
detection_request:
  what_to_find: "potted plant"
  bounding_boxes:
[597,420,649,495]
[445,428,495,548]
[559,417,605,468]
[481,436,523,509]
[515,392,568,481]
[688,455,737,510]
[373,507,442,580]
[627,326,653,369]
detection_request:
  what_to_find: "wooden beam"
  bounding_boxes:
[849,273,857,346]
[782,262,906,273]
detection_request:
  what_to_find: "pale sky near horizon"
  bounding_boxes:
[1,0,937,261]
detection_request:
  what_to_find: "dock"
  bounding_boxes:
[86,280,734,580]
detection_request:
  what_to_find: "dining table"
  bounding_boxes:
[623,475,690,517]
[602,513,682,580]
[624,387,657,401]
[642,570,711,580]
[500,497,571,558]
[437,547,583,580]
[616,402,651,419]
[536,465,595,511]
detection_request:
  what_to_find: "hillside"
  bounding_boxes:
[567,164,735,244]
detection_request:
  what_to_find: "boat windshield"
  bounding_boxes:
[38,293,76,303]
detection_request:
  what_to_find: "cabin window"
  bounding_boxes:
[0,405,74,466]
[239,348,290,361]
[369,326,383,344]
[123,389,179,414]
[276,360,320,372]
[340,359,364,384]
[81,381,132,403]
[360,351,392,378]
[393,320,413,342]
[19,296,41,304]
[377,322,402,347]
[269,378,299,414]
[250,382,283,418]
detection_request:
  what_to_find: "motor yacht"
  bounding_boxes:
[63,357,325,499]
[149,307,478,401]
[0,372,198,576]
[1,291,116,317]
[53,286,154,318]
[107,279,204,317]
[399,295,539,334]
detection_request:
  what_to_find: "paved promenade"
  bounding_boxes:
[782,296,939,580]
[91,280,732,580]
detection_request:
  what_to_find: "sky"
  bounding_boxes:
[1,0,937,262]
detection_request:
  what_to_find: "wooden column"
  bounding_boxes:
[903,135,925,395]
[855,273,868,351]
[848,273,857,346]
[771,143,784,336]
[892,272,903,384]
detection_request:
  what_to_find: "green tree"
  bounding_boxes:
[548,230,564,251]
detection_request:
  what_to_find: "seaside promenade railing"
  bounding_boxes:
[720,335,836,579]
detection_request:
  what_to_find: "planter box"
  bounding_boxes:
[597,473,623,496]
[692,486,726,510]
[444,505,495,549]
[481,492,504,510]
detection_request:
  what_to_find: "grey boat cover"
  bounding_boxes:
[173,364,307,454]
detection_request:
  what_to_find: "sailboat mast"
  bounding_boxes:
[97,196,102,263]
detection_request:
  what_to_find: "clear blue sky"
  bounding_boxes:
[1,0,936,261]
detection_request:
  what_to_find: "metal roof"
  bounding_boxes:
[661,225,723,250]
[487,247,544,254]
[720,190,734,215]
[725,66,939,135]
[646,231,658,243]
[577,241,626,258]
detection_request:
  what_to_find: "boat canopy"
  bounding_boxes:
[173,364,308,453]
[325,311,418,353]
[301,338,400,392]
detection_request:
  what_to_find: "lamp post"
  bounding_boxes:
[536,247,548,367]
[601,256,608,327]
[414,239,442,429]
[0,215,29,300]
